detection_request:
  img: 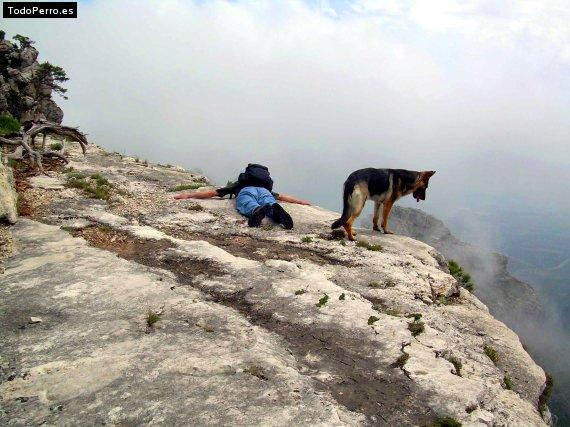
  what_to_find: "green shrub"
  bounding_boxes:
[407,313,422,322]
[538,373,553,415]
[316,294,329,308]
[368,316,379,325]
[448,260,475,292]
[407,312,425,336]
[50,142,63,151]
[301,236,313,243]
[431,417,462,427]
[0,114,21,136]
[408,321,425,337]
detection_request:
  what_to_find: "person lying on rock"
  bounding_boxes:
[174,164,310,229]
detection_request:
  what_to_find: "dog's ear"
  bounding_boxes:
[422,170,436,179]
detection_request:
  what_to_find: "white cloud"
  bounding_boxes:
[3,0,569,224]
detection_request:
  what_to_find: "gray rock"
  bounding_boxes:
[0,143,551,425]
[0,153,18,224]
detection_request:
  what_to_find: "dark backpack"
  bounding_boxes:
[219,164,274,198]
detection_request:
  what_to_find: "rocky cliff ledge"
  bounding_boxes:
[0,143,550,426]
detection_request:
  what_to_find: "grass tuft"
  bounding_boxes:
[484,345,499,365]
[168,183,203,192]
[244,365,268,381]
[445,354,462,377]
[146,310,161,327]
[65,171,113,200]
[186,204,204,212]
[503,376,514,390]
[316,294,329,308]
[50,142,63,151]
[356,240,382,251]
[301,236,313,243]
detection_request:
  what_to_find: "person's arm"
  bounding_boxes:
[174,189,219,200]
[277,193,311,205]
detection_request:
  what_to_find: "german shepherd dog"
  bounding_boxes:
[332,169,436,241]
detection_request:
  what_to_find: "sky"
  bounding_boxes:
[3,0,570,255]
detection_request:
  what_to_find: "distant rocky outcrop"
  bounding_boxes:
[364,207,544,329]
[0,142,552,425]
[0,32,64,124]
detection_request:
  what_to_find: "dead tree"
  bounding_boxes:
[0,120,87,175]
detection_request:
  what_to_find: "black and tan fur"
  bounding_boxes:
[332,168,435,241]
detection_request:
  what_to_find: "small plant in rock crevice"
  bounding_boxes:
[294,289,306,296]
[339,293,346,300]
[394,352,409,368]
[316,294,329,308]
[301,236,313,243]
[503,376,514,390]
[407,313,425,337]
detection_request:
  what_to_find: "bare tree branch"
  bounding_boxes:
[0,120,88,174]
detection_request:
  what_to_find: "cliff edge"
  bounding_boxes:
[0,142,550,426]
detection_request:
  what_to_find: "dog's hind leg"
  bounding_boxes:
[344,185,367,241]
[381,199,395,234]
[373,201,381,232]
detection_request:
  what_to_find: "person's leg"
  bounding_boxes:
[236,187,274,227]
[256,188,277,207]
[236,187,262,217]
[253,188,294,229]
[270,203,294,229]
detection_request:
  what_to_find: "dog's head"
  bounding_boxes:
[412,171,436,202]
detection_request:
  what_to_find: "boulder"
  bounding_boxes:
[0,152,18,224]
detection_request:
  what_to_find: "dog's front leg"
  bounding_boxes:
[381,200,395,234]
[373,201,382,231]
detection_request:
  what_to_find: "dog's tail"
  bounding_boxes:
[331,181,353,229]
